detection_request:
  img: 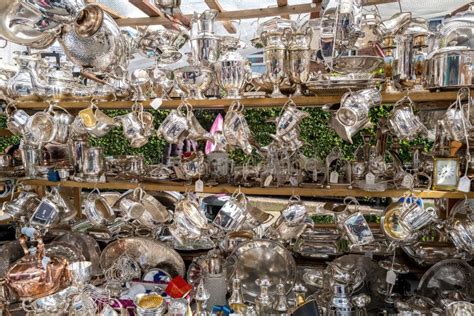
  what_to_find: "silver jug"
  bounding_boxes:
[82,147,105,180]
[157,102,190,144]
[387,97,426,141]
[20,142,41,178]
[7,53,38,100]
[5,104,29,135]
[193,9,218,36]
[399,202,437,231]
[333,88,381,143]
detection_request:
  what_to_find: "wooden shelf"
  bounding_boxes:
[14,91,469,111]
[21,179,474,199]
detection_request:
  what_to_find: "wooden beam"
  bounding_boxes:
[22,179,474,199]
[204,0,237,34]
[128,0,178,29]
[450,2,471,17]
[116,3,320,26]
[129,0,161,16]
[310,0,320,19]
[13,91,472,111]
[277,0,290,19]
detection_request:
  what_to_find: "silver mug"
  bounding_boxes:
[82,147,105,179]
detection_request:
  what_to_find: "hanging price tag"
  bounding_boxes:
[386,269,397,285]
[150,98,163,110]
[195,179,204,192]
[330,171,339,184]
[457,175,471,192]
[365,172,375,185]
[264,175,273,187]
[401,174,414,189]
[289,176,298,186]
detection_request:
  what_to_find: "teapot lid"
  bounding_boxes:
[441,3,474,48]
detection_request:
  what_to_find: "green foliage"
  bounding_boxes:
[0,105,433,164]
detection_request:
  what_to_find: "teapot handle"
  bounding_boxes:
[18,235,29,256]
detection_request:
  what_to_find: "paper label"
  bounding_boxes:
[330,171,339,184]
[150,98,163,110]
[401,174,414,189]
[386,269,397,285]
[364,251,373,259]
[289,176,298,186]
[365,172,375,185]
[195,179,204,192]
[457,175,471,192]
[264,175,273,187]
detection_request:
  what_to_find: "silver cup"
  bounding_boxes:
[67,261,92,288]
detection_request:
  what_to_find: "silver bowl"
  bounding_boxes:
[174,65,213,99]
[333,55,384,74]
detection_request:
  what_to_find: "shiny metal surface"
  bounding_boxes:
[191,36,221,66]
[387,100,426,141]
[82,147,105,178]
[0,0,58,48]
[22,0,85,25]
[59,8,126,76]
[441,3,474,48]
[138,29,188,64]
[83,191,115,226]
[426,47,474,89]
[216,49,250,99]
[226,240,296,301]
[174,65,213,99]
[381,202,418,244]
[332,55,384,74]
[262,34,287,98]
[149,65,174,99]
[100,237,185,277]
